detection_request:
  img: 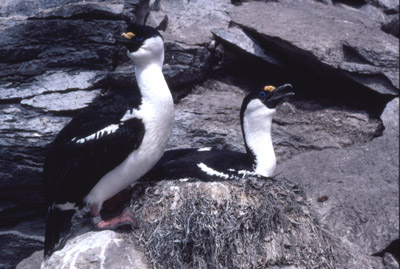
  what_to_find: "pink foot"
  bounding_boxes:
[92,208,138,230]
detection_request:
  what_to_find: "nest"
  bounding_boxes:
[129,176,336,268]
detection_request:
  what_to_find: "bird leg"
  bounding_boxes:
[91,204,137,230]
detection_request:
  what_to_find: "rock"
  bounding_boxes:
[364,0,399,10]
[228,0,399,96]
[359,4,388,25]
[148,0,231,46]
[277,97,399,255]
[16,250,43,269]
[42,231,149,268]
[0,230,44,269]
[380,97,399,135]
[383,253,400,269]
[143,0,232,93]
[212,27,285,68]
[0,71,106,101]
[20,89,102,113]
[382,14,399,37]
[167,79,246,151]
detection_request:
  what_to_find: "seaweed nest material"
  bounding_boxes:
[130,176,336,268]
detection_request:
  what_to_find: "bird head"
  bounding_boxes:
[241,84,294,119]
[110,24,164,66]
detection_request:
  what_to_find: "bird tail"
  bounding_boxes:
[44,204,74,258]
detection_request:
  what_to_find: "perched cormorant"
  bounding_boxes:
[43,24,174,257]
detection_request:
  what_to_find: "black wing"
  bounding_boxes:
[43,90,144,206]
[142,148,253,182]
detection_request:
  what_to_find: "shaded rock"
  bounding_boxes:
[228,0,399,96]
[382,14,399,37]
[0,20,123,84]
[277,98,399,254]
[212,27,285,68]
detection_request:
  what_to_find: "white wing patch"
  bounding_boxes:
[197,162,230,179]
[121,108,139,122]
[238,170,258,178]
[55,202,79,212]
[197,147,212,152]
[73,124,120,144]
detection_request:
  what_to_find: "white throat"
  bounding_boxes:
[243,99,276,177]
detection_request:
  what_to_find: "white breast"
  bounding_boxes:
[243,99,276,177]
[85,57,174,207]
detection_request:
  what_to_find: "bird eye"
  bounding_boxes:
[136,36,144,41]
[258,91,267,98]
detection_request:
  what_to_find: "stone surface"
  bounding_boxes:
[276,97,399,255]
[212,27,285,68]
[16,250,43,269]
[228,0,399,96]
[42,231,149,269]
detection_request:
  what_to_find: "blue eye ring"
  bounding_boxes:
[258,91,267,98]
[136,36,144,41]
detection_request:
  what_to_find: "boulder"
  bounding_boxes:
[42,231,149,269]
[276,98,399,255]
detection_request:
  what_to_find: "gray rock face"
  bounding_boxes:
[276,97,399,255]
[227,0,399,96]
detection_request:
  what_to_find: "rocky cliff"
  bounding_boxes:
[0,0,398,268]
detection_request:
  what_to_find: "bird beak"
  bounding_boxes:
[264,84,295,108]
[107,34,131,46]
[107,32,142,53]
